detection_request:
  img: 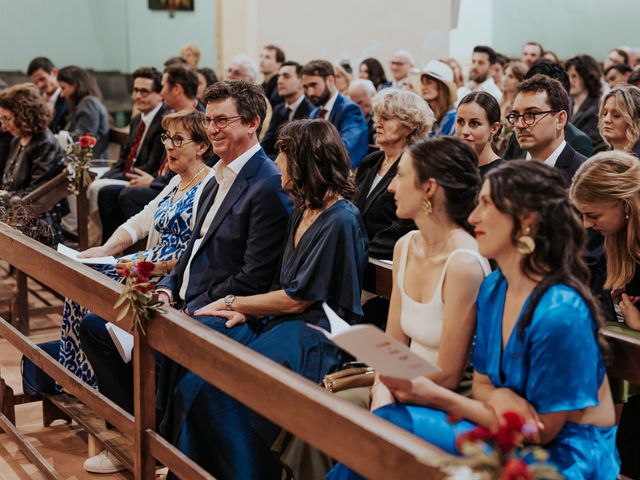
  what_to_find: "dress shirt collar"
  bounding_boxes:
[140,102,163,127]
[213,142,261,184]
[321,90,339,118]
[525,139,566,168]
[48,87,61,110]
[286,94,305,116]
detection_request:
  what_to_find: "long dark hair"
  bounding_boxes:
[360,58,388,89]
[276,119,355,209]
[408,137,480,233]
[57,66,102,107]
[458,91,502,141]
[485,161,606,346]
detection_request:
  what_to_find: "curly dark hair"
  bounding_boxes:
[408,137,480,234]
[360,58,388,90]
[517,73,569,115]
[0,83,51,136]
[204,80,267,135]
[133,66,162,93]
[485,160,606,347]
[275,119,355,209]
[565,55,603,98]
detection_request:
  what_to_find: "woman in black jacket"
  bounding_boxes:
[0,83,65,243]
[353,88,433,261]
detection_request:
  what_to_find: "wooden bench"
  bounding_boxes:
[0,225,448,479]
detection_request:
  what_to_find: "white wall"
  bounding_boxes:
[0,0,217,72]
[234,0,453,75]
[449,0,493,70]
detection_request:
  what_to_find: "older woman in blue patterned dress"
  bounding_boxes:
[58,109,214,387]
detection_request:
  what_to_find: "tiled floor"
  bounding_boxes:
[0,274,131,480]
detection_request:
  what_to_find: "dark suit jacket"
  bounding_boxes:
[49,94,68,134]
[572,96,606,153]
[261,97,314,157]
[503,122,593,160]
[262,75,284,109]
[102,104,168,180]
[157,148,292,312]
[353,151,415,260]
[554,142,586,183]
[310,93,369,168]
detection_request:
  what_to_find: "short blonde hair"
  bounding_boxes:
[598,85,640,151]
[372,88,435,145]
[180,44,201,61]
[570,150,640,288]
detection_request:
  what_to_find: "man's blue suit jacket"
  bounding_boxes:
[310,93,369,168]
[157,147,292,312]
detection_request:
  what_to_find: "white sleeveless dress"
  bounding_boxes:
[397,231,490,364]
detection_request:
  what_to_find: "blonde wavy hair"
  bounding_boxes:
[570,151,640,289]
[372,88,435,145]
[598,85,640,151]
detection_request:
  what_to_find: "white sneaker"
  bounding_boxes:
[83,450,126,474]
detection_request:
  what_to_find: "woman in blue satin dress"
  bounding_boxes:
[58,110,214,387]
[329,160,619,480]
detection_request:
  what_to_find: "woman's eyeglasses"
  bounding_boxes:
[160,133,194,148]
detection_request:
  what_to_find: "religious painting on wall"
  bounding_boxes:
[148,0,194,11]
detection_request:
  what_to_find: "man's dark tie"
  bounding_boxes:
[319,108,328,119]
[286,107,293,121]
[124,122,146,172]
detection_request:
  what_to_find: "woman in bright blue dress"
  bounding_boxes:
[58,110,214,387]
[329,160,619,480]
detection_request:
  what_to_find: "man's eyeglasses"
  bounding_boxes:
[160,133,194,148]
[132,87,153,97]
[206,115,243,129]
[506,110,558,127]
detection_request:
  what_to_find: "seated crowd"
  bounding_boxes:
[3,39,640,479]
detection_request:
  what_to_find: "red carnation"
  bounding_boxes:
[455,426,494,452]
[79,134,97,148]
[136,261,155,278]
[495,426,517,453]
[501,458,532,480]
[502,411,525,431]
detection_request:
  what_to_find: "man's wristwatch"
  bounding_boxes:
[224,294,235,310]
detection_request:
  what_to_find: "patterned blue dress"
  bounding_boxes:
[328,270,620,480]
[58,181,203,388]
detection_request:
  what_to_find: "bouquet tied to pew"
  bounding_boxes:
[428,411,562,480]
[114,253,166,335]
[64,133,96,195]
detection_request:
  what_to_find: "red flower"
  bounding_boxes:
[133,282,155,294]
[501,458,532,480]
[79,134,97,148]
[136,261,155,278]
[455,426,494,452]
[495,426,517,453]
[502,412,525,431]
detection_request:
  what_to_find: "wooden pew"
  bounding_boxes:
[0,224,448,479]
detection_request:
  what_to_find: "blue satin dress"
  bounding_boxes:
[161,200,369,480]
[328,270,620,480]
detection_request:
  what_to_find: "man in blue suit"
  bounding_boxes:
[77,80,292,474]
[302,60,368,168]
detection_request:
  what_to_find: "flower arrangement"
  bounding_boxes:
[64,133,97,195]
[113,254,165,335]
[431,412,562,480]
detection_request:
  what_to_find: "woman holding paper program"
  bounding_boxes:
[58,109,214,387]
[329,161,619,479]
[284,136,490,480]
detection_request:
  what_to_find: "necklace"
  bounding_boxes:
[416,228,463,258]
[177,165,207,192]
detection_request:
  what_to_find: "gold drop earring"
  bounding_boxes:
[516,226,535,255]
[421,198,432,216]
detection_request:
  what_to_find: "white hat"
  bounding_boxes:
[419,60,458,105]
